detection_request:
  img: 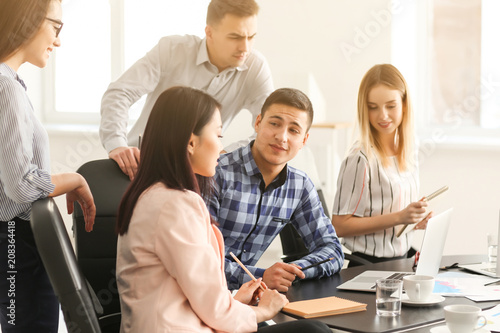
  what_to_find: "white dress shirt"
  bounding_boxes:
[100,35,273,153]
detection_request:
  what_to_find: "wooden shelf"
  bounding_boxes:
[311,122,353,129]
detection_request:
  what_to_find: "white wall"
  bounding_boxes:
[40,0,498,257]
[418,145,500,255]
[255,0,394,124]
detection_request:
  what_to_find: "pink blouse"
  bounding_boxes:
[117,183,257,332]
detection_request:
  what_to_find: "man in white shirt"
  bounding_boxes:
[100,0,273,180]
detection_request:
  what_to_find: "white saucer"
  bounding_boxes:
[430,325,490,333]
[401,294,445,306]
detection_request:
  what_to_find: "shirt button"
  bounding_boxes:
[243,250,247,253]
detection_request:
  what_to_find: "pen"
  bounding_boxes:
[425,186,449,201]
[397,186,449,238]
[229,252,266,291]
[412,251,420,269]
[301,258,334,271]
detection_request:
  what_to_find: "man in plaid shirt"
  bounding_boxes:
[207,88,344,292]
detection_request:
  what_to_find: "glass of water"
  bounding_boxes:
[376,279,403,317]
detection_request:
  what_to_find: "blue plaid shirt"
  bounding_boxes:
[207,143,344,289]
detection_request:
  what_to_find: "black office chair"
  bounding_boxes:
[279,188,372,266]
[31,198,116,333]
[73,159,130,327]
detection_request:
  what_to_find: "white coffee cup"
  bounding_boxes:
[444,305,487,333]
[403,275,434,302]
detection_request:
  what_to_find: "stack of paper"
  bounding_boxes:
[434,271,500,299]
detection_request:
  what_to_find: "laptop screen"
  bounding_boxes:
[415,208,453,276]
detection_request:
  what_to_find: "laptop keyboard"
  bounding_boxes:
[386,272,414,280]
[370,272,414,289]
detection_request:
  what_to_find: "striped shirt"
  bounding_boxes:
[332,144,419,258]
[207,143,344,290]
[0,63,55,221]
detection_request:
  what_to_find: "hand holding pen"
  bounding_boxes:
[300,257,335,271]
[229,252,289,319]
[396,186,448,237]
[230,251,304,292]
[230,252,266,291]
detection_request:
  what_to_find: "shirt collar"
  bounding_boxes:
[196,38,211,66]
[196,38,249,72]
[0,63,27,91]
[241,141,288,189]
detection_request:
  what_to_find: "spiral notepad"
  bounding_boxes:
[282,296,366,318]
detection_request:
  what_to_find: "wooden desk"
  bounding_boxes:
[273,255,497,333]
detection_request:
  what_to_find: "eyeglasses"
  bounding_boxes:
[45,17,64,38]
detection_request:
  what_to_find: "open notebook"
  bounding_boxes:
[337,208,453,292]
[282,296,366,318]
[458,211,500,278]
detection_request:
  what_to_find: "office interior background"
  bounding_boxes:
[16,0,500,276]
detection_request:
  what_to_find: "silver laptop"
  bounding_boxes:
[458,212,500,278]
[337,208,453,292]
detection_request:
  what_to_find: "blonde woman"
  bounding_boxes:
[332,64,429,266]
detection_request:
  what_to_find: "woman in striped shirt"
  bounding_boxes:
[0,1,95,331]
[332,64,430,266]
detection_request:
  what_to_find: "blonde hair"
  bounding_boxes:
[357,64,415,171]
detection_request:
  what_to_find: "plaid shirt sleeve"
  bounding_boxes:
[207,168,262,289]
[288,177,345,279]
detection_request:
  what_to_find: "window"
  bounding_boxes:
[479,0,500,129]
[413,0,500,144]
[47,0,111,123]
[45,0,209,124]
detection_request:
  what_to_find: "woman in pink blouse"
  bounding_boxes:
[115,86,330,333]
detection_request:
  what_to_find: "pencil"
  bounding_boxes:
[229,252,266,291]
[301,258,334,271]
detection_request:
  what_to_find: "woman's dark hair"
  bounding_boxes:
[116,86,221,235]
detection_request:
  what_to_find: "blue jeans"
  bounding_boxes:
[0,218,59,333]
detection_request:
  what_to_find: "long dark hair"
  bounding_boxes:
[116,86,221,235]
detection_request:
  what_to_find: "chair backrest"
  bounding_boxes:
[279,187,373,267]
[279,189,330,263]
[31,198,102,333]
[73,159,130,318]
